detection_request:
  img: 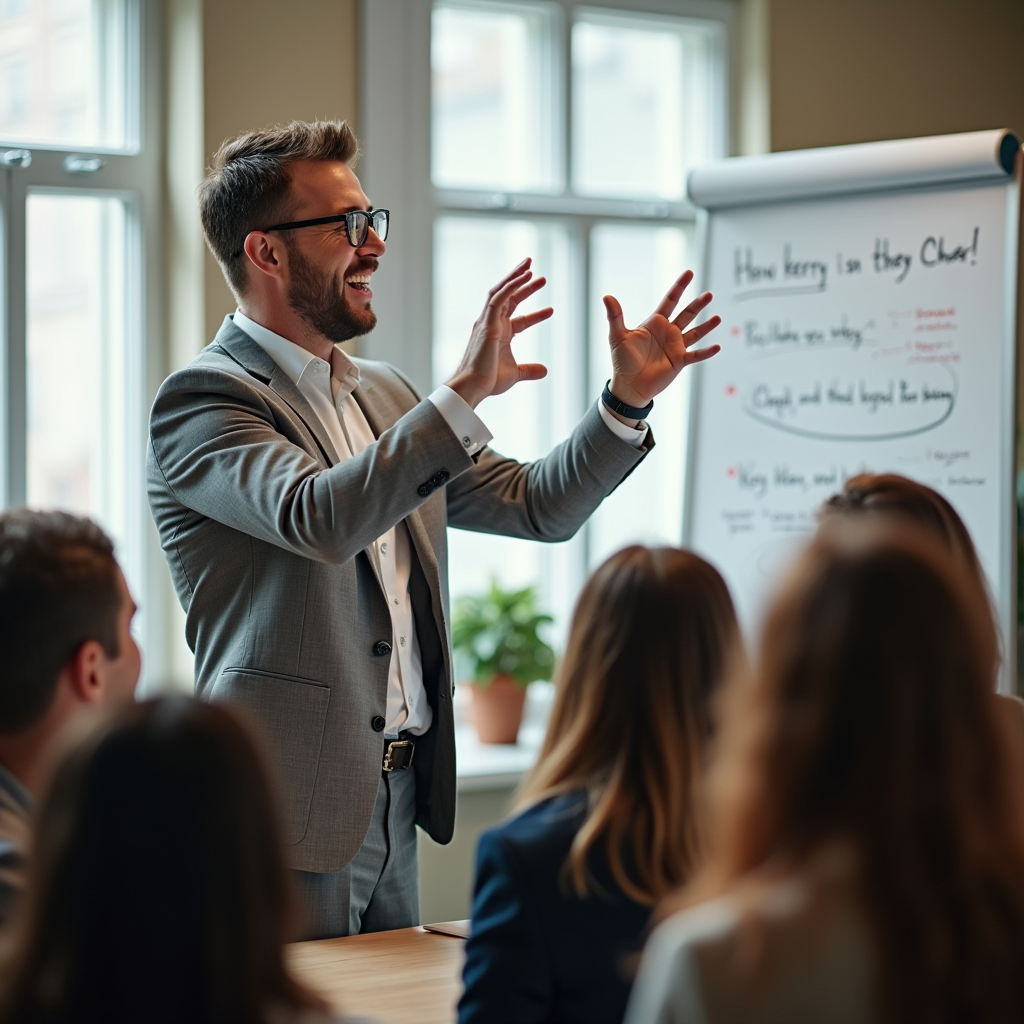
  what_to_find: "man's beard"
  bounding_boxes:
[286,245,378,343]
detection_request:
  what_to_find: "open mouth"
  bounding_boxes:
[345,273,373,296]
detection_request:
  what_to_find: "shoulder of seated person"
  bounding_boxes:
[655,847,862,953]
[486,791,590,851]
[649,879,876,1024]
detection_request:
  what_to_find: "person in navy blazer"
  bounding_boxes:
[459,545,743,1024]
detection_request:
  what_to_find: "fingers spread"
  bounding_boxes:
[682,314,722,346]
[686,343,721,365]
[508,275,548,312]
[603,295,626,337]
[487,258,532,298]
[512,307,554,333]
[483,271,534,324]
[673,291,713,329]
[654,269,695,319]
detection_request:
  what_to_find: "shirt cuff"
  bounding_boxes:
[428,385,493,458]
[597,399,649,448]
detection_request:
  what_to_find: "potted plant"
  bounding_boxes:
[452,580,555,744]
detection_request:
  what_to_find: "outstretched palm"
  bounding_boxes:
[447,258,554,409]
[605,269,722,408]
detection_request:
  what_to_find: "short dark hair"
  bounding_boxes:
[0,510,121,734]
[198,119,360,296]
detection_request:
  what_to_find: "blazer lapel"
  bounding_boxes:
[214,318,340,466]
[349,374,386,438]
[215,320,392,594]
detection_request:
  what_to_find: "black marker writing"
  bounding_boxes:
[873,238,913,283]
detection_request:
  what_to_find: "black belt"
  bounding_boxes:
[382,737,415,772]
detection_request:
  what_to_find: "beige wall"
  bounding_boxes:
[159,0,360,683]
[201,0,360,342]
[769,0,1024,152]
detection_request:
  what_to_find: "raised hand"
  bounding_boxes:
[446,258,554,409]
[604,269,722,410]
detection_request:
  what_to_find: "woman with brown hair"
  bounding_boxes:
[626,526,1024,1024]
[819,472,986,586]
[459,545,742,1024]
[820,471,1024,747]
[0,697,340,1024]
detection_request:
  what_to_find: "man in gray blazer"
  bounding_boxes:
[147,120,721,938]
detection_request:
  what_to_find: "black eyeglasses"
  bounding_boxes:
[263,209,390,247]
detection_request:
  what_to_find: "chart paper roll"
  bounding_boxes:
[688,129,1019,210]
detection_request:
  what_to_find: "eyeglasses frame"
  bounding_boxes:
[261,208,390,247]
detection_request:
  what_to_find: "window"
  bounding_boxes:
[0,0,135,151]
[0,0,163,687]
[26,193,132,539]
[572,9,716,199]
[431,3,558,192]
[364,0,730,649]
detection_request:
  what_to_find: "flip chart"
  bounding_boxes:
[684,130,1021,678]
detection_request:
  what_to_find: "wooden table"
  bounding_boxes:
[288,924,467,1024]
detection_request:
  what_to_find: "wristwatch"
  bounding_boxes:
[601,380,654,420]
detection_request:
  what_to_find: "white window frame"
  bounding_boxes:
[361,0,734,387]
[361,0,733,581]
[0,0,167,690]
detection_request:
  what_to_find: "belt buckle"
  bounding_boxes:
[383,739,415,772]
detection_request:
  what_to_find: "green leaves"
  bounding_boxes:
[451,579,555,688]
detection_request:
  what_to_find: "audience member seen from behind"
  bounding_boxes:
[460,546,742,1024]
[0,510,140,927]
[0,697,342,1024]
[627,526,1024,1024]
[820,472,1024,746]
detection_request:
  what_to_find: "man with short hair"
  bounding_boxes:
[0,509,141,923]
[148,119,720,938]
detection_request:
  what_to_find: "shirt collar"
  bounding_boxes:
[231,311,361,398]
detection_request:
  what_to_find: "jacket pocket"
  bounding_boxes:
[212,668,330,846]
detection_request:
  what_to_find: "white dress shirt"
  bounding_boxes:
[232,310,647,736]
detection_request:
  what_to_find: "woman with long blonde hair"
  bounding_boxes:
[627,525,1024,1024]
[459,545,741,1024]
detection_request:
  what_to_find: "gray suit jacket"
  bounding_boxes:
[147,317,652,872]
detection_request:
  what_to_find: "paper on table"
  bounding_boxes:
[422,919,471,939]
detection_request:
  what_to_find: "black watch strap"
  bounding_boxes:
[601,380,654,420]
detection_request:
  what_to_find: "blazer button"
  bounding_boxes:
[371,715,386,732]
[432,469,450,487]
[373,640,392,656]
[417,483,433,497]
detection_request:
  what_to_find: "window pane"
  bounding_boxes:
[434,215,581,654]
[432,2,558,192]
[26,193,135,580]
[0,0,134,150]
[588,222,695,565]
[572,11,715,200]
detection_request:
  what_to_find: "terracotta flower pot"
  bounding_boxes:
[469,674,528,744]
